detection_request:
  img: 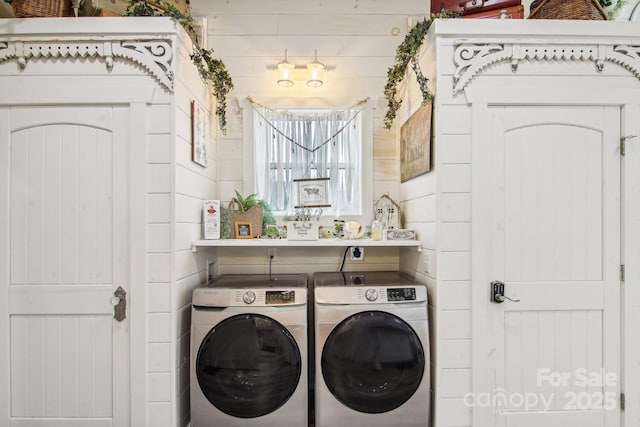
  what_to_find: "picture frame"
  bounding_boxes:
[294,177,331,208]
[235,221,253,239]
[400,101,433,182]
[191,100,209,167]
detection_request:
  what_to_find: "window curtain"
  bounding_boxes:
[252,101,364,216]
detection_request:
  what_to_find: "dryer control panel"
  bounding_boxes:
[315,285,427,305]
[193,287,307,308]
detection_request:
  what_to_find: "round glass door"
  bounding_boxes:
[321,310,425,413]
[196,313,302,418]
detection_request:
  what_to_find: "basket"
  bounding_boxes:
[11,0,69,16]
[529,0,607,20]
[228,198,263,238]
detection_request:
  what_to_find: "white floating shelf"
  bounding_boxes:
[191,238,421,252]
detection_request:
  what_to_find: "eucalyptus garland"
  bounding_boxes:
[383,10,459,129]
[126,0,234,134]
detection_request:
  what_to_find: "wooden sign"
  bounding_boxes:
[400,103,432,182]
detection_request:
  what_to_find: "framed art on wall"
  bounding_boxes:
[294,177,331,208]
[400,102,432,182]
[191,100,209,167]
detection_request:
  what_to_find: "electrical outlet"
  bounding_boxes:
[350,246,364,261]
[207,260,216,283]
[268,247,277,262]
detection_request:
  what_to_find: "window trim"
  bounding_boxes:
[243,100,373,226]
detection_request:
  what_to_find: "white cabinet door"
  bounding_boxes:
[474,106,621,427]
[0,106,130,427]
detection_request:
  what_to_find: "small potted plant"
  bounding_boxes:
[221,190,276,239]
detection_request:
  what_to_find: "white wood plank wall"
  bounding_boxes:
[191,0,429,106]
[397,31,475,427]
[171,29,217,427]
[204,0,429,240]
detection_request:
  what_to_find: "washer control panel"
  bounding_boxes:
[238,289,298,305]
[387,287,417,302]
[193,287,306,308]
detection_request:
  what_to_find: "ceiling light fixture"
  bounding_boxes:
[273,49,328,88]
[276,49,294,87]
[306,50,325,88]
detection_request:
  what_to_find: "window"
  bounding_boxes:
[251,104,368,217]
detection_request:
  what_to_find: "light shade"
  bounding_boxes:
[306,50,324,87]
[277,50,294,87]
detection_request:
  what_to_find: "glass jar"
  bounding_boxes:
[371,220,383,241]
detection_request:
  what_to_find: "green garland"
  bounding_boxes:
[125,0,234,134]
[383,10,459,129]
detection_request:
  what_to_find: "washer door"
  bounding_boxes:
[196,313,302,418]
[321,310,425,413]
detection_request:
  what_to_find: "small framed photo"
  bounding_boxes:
[294,177,331,208]
[235,222,253,239]
[191,100,209,167]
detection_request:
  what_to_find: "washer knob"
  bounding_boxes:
[365,288,378,301]
[243,291,256,304]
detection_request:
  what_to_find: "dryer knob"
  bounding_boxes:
[365,288,378,301]
[243,290,256,304]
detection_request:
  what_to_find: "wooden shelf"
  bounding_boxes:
[191,238,422,252]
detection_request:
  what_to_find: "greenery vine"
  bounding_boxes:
[125,0,234,134]
[600,0,628,19]
[383,10,459,129]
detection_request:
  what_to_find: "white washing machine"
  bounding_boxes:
[314,271,430,427]
[190,274,308,427]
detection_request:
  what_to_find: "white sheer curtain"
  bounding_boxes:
[253,103,363,216]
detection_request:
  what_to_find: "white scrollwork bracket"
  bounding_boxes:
[453,44,510,94]
[112,41,174,90]
[453,41,640,94]
[608,45,640,79]
[0,39,174,92]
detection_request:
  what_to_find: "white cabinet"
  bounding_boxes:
[398,20,640,427]
[0,18,216,427]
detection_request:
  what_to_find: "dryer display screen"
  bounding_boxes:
[387,287,416,301]
[266,290,296,304]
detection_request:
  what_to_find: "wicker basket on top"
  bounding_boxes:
[11,0,69,17]
[529,0,607,20]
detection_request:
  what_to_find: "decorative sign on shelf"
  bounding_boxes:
[191,100,209,167]
[385,229,416,241]
[294,177,331,208]
[400,102,432,182]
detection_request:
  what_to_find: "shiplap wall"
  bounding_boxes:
[171,27,217,427]
[143,26,216,427]
[191,0,429,107]
[396,27,473,427]
[192,0,435,275]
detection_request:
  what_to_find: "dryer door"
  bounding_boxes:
[196,313,302,418]
[321,310,425,413]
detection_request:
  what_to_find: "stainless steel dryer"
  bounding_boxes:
[314,271,430,427]
[190,274,308,427]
